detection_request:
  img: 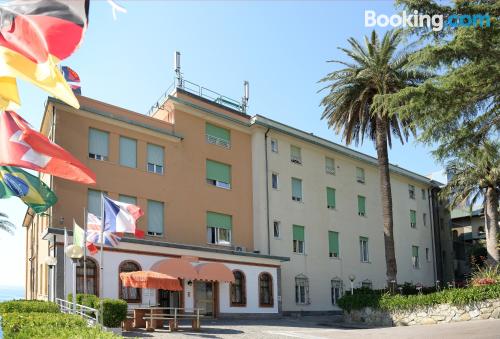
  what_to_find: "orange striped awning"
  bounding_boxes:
[120,271,183,291]
[195,263,235,283]
[150,258,198,280]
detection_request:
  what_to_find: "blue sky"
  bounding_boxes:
[0,1,444,288]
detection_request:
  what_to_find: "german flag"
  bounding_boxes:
[0,0,89,109]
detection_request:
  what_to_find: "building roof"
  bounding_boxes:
[451,208,484,220]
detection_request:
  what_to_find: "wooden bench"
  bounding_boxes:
[143,315,177,332]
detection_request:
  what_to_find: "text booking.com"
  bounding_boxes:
[365,10,491,31]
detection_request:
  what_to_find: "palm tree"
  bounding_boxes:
[443,141,499,265]
[319,30,427,285]
[0,212,15,234]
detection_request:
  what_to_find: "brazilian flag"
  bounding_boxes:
[0,166,57,213]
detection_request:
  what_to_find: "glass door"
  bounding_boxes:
[194,281,214,316]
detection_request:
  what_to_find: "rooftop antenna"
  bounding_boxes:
[174,51,183,88]
[242,81,249,113]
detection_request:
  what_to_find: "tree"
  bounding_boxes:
[0,212,14,234]
[442,141,499,265]
[319,30,428,285]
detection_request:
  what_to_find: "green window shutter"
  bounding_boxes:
[206,160,231,184]
[119,136,137,168]
[412,246,419,257]
[328,231,339,255]
[358,196,366,214]
[292,178,302,198]
[410,210,417,223]
[147,200,164,234]
[327,187,336,208]
[207,212,232,230]
[290,145,301,158]
[206,123,230,142]
[293,225,305,241]
[89,128,109,157]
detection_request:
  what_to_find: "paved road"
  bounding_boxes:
[123,317,500,338]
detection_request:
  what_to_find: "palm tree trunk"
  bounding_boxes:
[485,186,499,265]
[375,116,397,285]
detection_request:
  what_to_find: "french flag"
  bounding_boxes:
[103,196,145,238]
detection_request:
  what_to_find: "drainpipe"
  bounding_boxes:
[264,128,271,255]
[428,187,437,283]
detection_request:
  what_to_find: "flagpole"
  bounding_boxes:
[83,207,87,296]
[64,227,68,299]
[99,193,104,298]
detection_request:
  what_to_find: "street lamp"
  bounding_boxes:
[348,274,356,295]
[44,256,57,302]
[65,244,83,313]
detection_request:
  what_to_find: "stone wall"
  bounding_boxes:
[344,299,500,327]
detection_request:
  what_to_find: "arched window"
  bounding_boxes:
[295,274,309,304]
[119,261,141,303]
[76,257,98,296]
[230,270,246,306]
[259,272,273,307]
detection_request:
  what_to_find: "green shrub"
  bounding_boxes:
[100,298,127,328]
[0,300,59,314]
[67,293,99,309]
[338,283,500,312]
[1,312,119,338]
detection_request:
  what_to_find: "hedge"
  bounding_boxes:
[67,293,99,309]
[338,283,500,312]
[0,300,59,314]
[100,298,128,328]
[1,312,119,338]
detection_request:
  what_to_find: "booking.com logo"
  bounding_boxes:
[365,10,491,31]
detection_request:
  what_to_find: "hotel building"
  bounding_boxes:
[24,78,452,315]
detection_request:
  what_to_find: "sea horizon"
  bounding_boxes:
[0,285,25,302]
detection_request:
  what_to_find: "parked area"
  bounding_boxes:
[122,316,500,338]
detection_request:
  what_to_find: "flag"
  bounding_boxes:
[0,0,89,109]
[70,84,82,96]
[73,219,98,254]
[62,66,81,83]
[0,111,96,184]
[86,212,122,249]
[104,196,145,238]
[0,166,57,213]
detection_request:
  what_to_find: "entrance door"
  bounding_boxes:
[158,289,181,314]
[194,281,216,316]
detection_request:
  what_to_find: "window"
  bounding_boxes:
[361,280,372,289]
[271,173,279,190]
[293,225,305,254]
[421,189,426,200]
[331,279,343,305]
[326,187,336,209]
[423,213,427,227]
[76,257,98,296]
[271,138,278,153]
[87,189,103,216]
[206,122,230,149]
[273,221,280,238]
[426,248,430,262]
[356,167,365,183]
[290,145,302,164]
[360,236,369,262]
[412,246,420,268]
[119,261,141,303]
[295,275,309,304]
[291,178,302,202]
[88,128,109,161]
[357,195,366,216]
[206,160,231,189]
[147,144,164,174]
[409,184,416,199]
[119,136,137,168]
[230,270,246,306]
[207,212,232,245]
[325,157,335,175]
[328,231,339,258]
[147,200,164,236]
[410,210,417,228]
[119,194,137,205]
[259,273,273,307]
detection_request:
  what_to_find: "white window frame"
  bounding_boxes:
[360,238,369,262]
[409,184,416,199]
[147,144,164,175]
[207,227,232,246]
[356,167,365,183]
[88,128,109,161]
[295,276,309,305]
[271,138,278,153]
[271,172,279,190]
[325,157,335,175]
[331,279,343,305]
[291,178,302,202]
[206,179,231,190]
[412,246,420,269]
[293,239,305,254]
[290,146,302,165]
[273,221,280,239]
[421,188,426,200]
